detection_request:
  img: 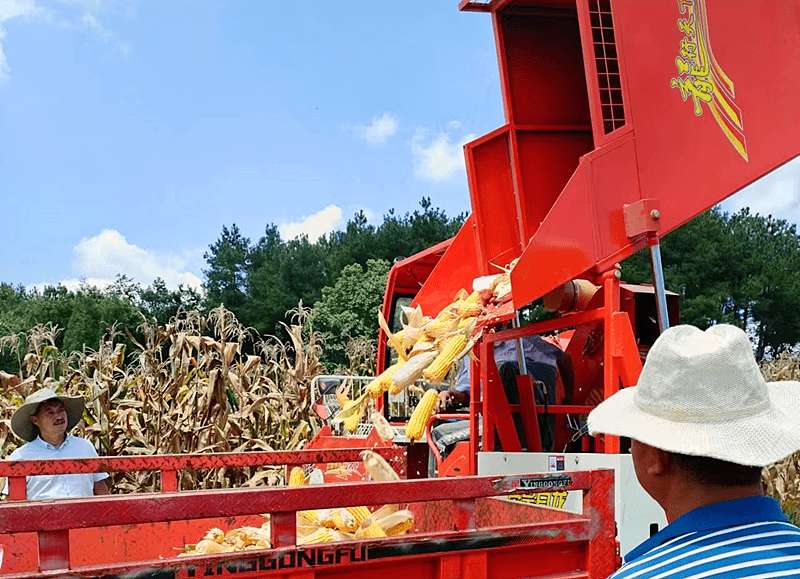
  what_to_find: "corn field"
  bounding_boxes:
[760,353,800,524]
[0,305,327,493]
[1,312,799,520]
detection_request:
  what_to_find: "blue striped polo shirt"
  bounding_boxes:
[611,496,800,579]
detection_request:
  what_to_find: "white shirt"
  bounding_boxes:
[2,435,109,500]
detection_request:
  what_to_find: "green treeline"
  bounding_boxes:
[621,207,800,360]
[0,199,464,372]
[1,203,799,373]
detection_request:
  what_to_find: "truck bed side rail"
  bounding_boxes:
[0,469,616,579]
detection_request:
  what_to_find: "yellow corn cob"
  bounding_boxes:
[405,388,438,442]
[335,384,351,408]
[423,313,459,339]
[331,508,358,533]
[361,450,401,482]
[203,527,224,543]
[316,509,336,528]
[453,288,469,301]
[366,360,404,399]
[288,466,306,487]
[355,520,387,539]
[346,506,372,526]
[296,522,319,539]
[389,350,437,395]
[376,510,415,536]
[298,528,338,545]
[343,400,363,433]
[465,290,481,304]
[456,300,482,317]
[193,539,233,554]
[423,334,467,384]
[457,316,476,330]
[297,510,319,525]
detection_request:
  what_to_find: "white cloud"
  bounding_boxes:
[0,0,49,21]
[0,0,129,80]
[59,229,203,291]
[279,205,345,242]
[411,126,476,182]
[80,11,112,41]
[725,157,800,223]
[0,27,9,82]
[353,113,399,144]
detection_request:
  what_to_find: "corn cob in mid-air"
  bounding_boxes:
[405,388,438,442]
[423,333,467,384]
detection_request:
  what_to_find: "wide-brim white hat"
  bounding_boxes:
[588,324,800,467]
[10,387,85,443]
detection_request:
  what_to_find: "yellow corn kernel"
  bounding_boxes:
[405,388,438,442]
[423,334,467,384]
[346,506,372,526]
[288,466,306,487]
[355,520,387,539]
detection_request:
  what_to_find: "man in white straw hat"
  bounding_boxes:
[588,324,800,579]
[2,387,109,500]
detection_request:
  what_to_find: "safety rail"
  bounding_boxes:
[0,447,405,501]
[0,468,616,579]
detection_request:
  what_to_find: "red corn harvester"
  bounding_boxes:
[2,0,799,577]
[308,0,800,564]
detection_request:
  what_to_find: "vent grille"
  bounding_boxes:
[589,0,625,133]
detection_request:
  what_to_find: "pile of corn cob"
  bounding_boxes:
[180,523,273,555]
[180,453,412,554]
[292,451,413,544]
[335,288,485,441]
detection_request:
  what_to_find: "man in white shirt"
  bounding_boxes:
[2,388,109,500]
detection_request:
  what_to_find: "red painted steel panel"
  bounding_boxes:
[615,0,800,235]
[0,448,402,478]
[1,470,615,579]
[412,214,480,316]
[516,130,595,242]
[454,0,800,314]
[467,131,519,270]
[499,11,592,127]
[511,160,598,307]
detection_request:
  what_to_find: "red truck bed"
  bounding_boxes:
[0,450,616,579]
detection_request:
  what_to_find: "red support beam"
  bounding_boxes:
[0,447,404,478]
[0,471,603,535]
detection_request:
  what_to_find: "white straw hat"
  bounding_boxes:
[10,388,85,443]
[588,324,800,467]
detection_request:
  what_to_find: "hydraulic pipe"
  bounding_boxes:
[647,234,670,334]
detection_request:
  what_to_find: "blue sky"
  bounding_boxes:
[0,0,797,293]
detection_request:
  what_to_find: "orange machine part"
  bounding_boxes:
[418,0,800,312]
